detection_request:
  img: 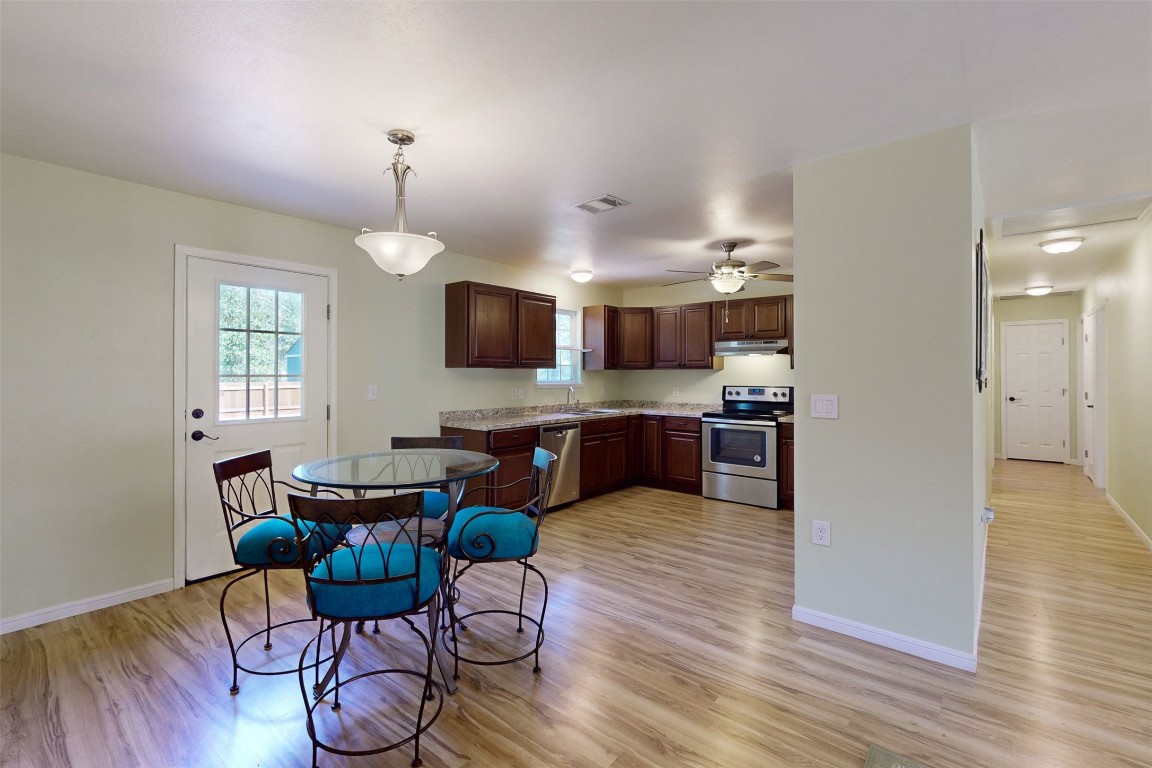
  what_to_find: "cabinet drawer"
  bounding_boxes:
[581,416,628,436]
[489,428,537,449]
[663,416,701,433]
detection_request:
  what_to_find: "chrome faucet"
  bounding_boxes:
[567,386,580,411]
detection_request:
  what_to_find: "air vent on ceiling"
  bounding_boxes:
[573,194,630,214]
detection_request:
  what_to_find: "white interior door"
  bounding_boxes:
[1082,311,1097,481]
[183,254,331,581]
[1002,320,1069,462]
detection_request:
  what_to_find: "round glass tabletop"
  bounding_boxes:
[292,449,499,491]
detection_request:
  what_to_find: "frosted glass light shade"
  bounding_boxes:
[710,275,745,294]
[1025,285,1053,296]
[355,231,445,278]
[570,270,594,283]
[1039,238,1083,254]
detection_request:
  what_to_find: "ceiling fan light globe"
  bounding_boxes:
[570,270,594,283]
[710,275,745,294]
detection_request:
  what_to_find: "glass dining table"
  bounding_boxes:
[291,448,500,695]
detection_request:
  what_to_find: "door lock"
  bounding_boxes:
[1008,396,1019,402]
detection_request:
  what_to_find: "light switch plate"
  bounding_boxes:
[368,384,378,401]
[811,394,838,419]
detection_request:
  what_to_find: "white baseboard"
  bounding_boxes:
[1108,494,1152,553]
[994,452,1004,460]
[791,605,977,672]
[1,579,174,635]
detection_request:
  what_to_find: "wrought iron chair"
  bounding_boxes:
[390,435,464,519]
[288,492,443,768]
[212,450,348,694]
[442,447,557,679]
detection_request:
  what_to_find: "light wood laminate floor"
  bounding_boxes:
[3,460,1150,767]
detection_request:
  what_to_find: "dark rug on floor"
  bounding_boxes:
[864,745,932,768]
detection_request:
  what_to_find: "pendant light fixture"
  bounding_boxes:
[355,129,445,279]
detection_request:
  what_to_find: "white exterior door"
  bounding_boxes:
[182,252,332,581]
[1002,320,1069,462]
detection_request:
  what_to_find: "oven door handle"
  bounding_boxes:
[702,418,777,427]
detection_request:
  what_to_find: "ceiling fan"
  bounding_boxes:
[663,241,794,294]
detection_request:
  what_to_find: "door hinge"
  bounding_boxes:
[327,304,331,320]
[1085,449,1088,458]
[1063,440,1066,447]
[326,405,331,421]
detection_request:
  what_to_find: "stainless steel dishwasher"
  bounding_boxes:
[539,423,580,508]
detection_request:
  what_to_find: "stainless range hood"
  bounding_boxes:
[713,339,789,357]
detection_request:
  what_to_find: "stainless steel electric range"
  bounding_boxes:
[701,385,794,509]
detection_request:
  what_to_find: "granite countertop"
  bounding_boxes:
[777,415,795,424]
[440,401,719,431]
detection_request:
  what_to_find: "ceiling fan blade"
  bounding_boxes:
[664,269,712,275]
[661,277,707,287]
[746,273,794,282]
[742,260,781,273]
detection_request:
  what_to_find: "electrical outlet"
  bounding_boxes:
[812,520,831,546]
[368,384,378,401]
[672,387,680,398]
[600,384,606,396]
[516,387,525,400]
[511,388,519,401]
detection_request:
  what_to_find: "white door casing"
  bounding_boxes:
[1001,320,1069,463]
[1082,312,1097,481]
[174,247,336,584]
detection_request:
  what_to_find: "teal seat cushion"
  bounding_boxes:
[309,545,442,620]
[448,506,538,561]
[235,515,347,567]
[420,489,450,518]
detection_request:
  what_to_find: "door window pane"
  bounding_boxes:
[217,284,306,421]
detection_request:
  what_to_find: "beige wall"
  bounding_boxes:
[992,293,1082,457]
[792,126,985,656]
[0,154,628,621]
[1080,215,1152,542]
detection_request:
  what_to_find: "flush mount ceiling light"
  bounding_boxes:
[1039,237,1084,254]
[570,270,594,283]
[355,129,445,279]
[1025,285,1054,296]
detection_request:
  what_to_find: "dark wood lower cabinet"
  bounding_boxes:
[661,417,702,494]
[580,417,629,500]
[639,415,662,482]
[441,425,538,507]
[779,421,794,508]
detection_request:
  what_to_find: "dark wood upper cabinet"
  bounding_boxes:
[619,307,653,369]
[445,281,556,368]
[583,305,620,371]
[654,302,714,369]
[713,295,788,341]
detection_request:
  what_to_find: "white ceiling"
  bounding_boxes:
[2,1,1150,295]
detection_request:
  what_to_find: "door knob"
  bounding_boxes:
[190,430,219,441]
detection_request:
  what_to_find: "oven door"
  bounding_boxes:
[702,419,776,480]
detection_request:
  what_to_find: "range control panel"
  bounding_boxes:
[723,386,793,404]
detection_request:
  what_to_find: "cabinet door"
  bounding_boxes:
[680,303,713,368]
[489,443,538,508]
[468,284,518,367]
[518,292,557,367]
[582,305,619,371]
[640,415,662,481]
[619,308,653,369]
[778,422,794,508]
[626,415,642,481]
[749,296,787,339]
[580,435,606,497]
[662,430,702,491]
[713,298,749,341]
[604,432,628,487]
[652,306,681,368]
